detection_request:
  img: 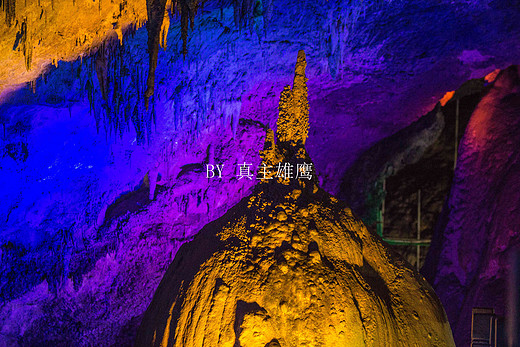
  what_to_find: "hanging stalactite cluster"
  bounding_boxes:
[323,0,393,79]
[94,0,257,144]
[74,18,238,146]
[144,0,267,107]
[145,0,199,109]
[1,0,16,26]
[232,0,254,32]
[83,37,156,145]
[5,0,276,145]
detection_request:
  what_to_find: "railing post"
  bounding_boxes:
[376,178,386,238]
[508,249,520,346]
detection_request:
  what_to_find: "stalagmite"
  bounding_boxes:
[135,51,455,347]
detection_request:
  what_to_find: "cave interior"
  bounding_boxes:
[1,0,520,345]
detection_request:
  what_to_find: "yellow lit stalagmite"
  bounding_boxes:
[135,50,455,347]
[276,50,309,146]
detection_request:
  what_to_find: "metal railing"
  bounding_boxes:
[378,183,431,271]
[471,307,497,347]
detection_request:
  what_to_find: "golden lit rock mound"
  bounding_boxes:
[135,51,455,347]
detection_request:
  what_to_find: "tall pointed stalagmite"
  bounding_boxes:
[276,50,309,146]
[135,50,455,347]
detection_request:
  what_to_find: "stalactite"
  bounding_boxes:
[145,0,169,109]
[233,0,240,30]
[115,27,123,45]
[4,0,15,26]
[246,0,255,33]
[131,103,142,144]
[152,100,157,132]
[86,78,94,115]
[159,5,170,49]
[12,18,33,71]
[145,0,203,108]
[124,103,131,131]
[232,0,255,32]
[93,102,101,134]
[173,87,182,130]
[23,20,32,71]
[95,45,109,101]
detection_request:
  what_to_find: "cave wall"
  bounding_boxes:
[423,66,520,346]
[1,0,520,344]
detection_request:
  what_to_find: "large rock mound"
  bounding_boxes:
[135,51,454,347]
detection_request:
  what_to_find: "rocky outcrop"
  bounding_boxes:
[422,66,520,346]
[135,51,454,347]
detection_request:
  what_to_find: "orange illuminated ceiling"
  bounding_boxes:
[0,0,148,97]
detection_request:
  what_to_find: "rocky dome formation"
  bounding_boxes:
[135,51,455,346]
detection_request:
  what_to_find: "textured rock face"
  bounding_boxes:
[136,51,455,347]
[422,66,520,346]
